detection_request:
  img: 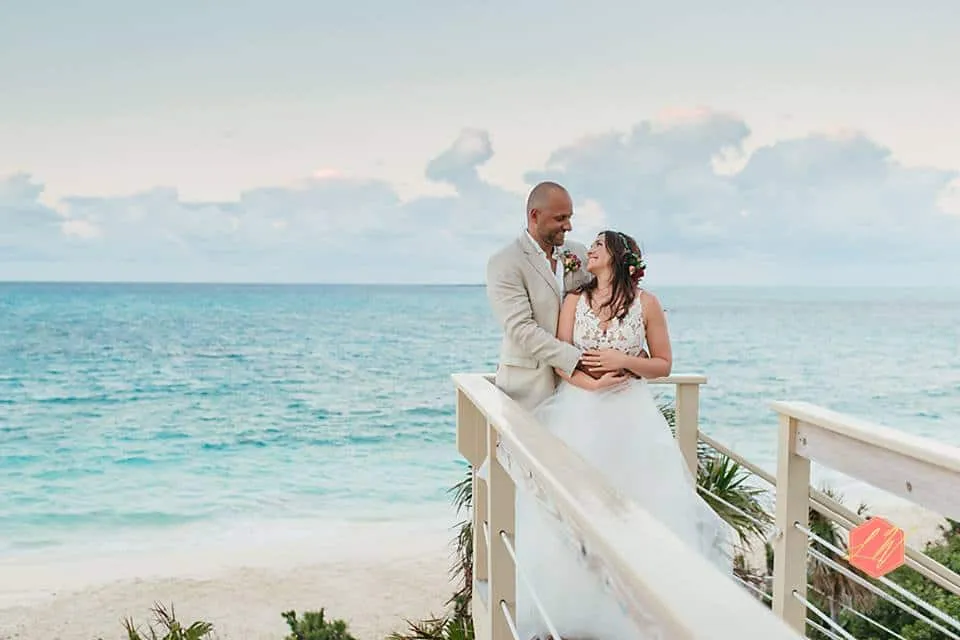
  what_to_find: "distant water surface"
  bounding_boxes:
[1,283,958,557]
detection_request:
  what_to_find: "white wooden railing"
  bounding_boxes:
[454,372,803,640]
[771,401,960,637]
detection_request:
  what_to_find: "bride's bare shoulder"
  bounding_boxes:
[637,289,664,315]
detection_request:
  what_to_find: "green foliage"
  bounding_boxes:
[836,519,960,640]
[103,605,360,640]
[281,610,358,640]
[115,603,215,640]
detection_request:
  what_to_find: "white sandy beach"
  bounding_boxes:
[0,518,459,640]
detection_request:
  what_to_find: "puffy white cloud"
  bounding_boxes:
[1,112,958,284]
[525,114,959,269]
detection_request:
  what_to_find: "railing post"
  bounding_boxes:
[456,391,489,586]
[486,424,516,640]
[772,413,810,633]
[674,381,701,476]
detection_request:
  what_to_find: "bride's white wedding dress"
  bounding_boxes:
[514,292,733,639]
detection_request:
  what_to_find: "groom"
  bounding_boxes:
[485,181,594,410]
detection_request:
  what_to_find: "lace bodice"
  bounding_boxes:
[573,291,647,356]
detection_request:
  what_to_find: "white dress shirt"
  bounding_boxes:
[524,230,565,296]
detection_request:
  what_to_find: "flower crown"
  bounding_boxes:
[617,232,646,280]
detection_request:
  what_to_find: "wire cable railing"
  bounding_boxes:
[807,585,907,640]
[794,590,858,640]
[797,521,960,639]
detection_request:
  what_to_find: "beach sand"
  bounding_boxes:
[0,518,459,640]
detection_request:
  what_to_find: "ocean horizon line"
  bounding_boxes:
[2,279,959,290]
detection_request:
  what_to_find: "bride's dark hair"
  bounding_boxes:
[581,230,645,321]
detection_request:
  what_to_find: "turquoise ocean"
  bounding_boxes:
[2,283,959,560]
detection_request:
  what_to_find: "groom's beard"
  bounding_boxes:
[545,230,566,246]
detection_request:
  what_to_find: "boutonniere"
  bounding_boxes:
[560,249,581,274]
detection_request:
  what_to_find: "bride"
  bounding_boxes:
[514,230,733,640]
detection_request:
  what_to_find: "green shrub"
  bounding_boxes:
[281,609,359,640]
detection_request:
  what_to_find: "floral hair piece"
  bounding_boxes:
[617,232,646,280]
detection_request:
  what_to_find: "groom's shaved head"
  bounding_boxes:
[526,181,568,215]
[526,181,573,249]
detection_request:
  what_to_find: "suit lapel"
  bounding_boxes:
[520,235,561,297]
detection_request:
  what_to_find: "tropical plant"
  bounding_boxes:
[112,603,215,640]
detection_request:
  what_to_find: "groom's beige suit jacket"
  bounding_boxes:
[486,232,595,410]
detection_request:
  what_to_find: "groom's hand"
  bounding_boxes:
[577,359,604,379]
[581,349,629,374]
[581,348,649,377]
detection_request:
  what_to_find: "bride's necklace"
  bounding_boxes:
[590,288,612,308]
[589,289,617,328]
[591,287,612,303]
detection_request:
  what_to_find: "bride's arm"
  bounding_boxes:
[553,293,604,391]
[620,291,672,379]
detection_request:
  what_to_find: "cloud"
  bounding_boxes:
[0,174,66,261]
[61,219,101,239]
[939,178,960,216]
[2,111,959,284]
[424,128,494,193]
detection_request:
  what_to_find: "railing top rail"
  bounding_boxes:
[454,372,800,640]
[649,373,708,385]
[772,400,960,474]
[480,372,707,385]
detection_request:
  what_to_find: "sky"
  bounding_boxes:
[2,0,959,285]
